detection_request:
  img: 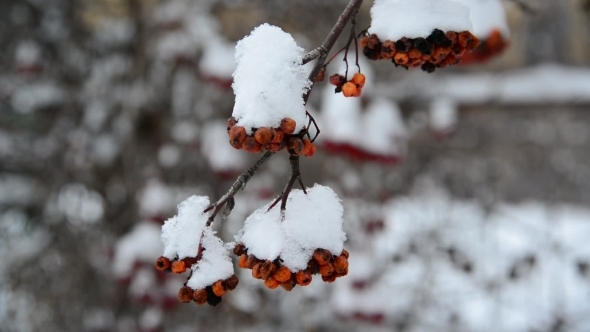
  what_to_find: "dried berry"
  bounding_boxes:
[274,266,292,283]
[259,260,277,280]
[296,270,312,286]
[307,259,320,274]
[280,118,297,135]
[341,249,349,259]
[227,117,237,131]
[155,256,171,271]
[380,40,396,59]
[254,127,272,145]
[193,289,208,305]
[288,137,304,155]
[233,243,246,256]
[246,255,259,269]
[229,126,247,149]
[242,136,262,153]
[238,254,249,269]
[225,275,239,291]
[264,277,281,289]
[333,255,349,274]
[316,67,326,83]
[329,74,345,86]
[280,278,296,291]
[252,263,263,279]
[270,128,284,144]
[322,273,337,283]
[413,37,432,55]
[171,260,187,274]
[393,52,409,65]
[319,262,335,277]
[212,280,226,297]
[178,286,193,303]
[206,286,222,307]
[313,249,332,266]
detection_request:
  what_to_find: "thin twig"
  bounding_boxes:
[267,155,303,214]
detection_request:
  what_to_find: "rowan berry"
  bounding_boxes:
[341,82,358,97]
[341,249,349,259]
[155,256,171,271]
[351,73,366,89]
[227,117,237,131]
[193,289,208,305]
[252,263,263,279]
[238,254,249,269]
[313,249,332,266]
[288,137,304,155]
[316,67,326,83]
[233,243,246,256]
[307,259,319,274]
[264,277,281,289]
[446,31,458,45]
[229,126,247,149]
[206,287,222,307]
[296,270,312,286]
[273,266,292,283]
[242,136,262,153]
[329,74,345,86]
[178,286,193,303]
[333,255,349,274]
[322,273,337,283]
[254,127,272,145]
[267,143,283,152]
[225,274,239,291]
[319,262,335,277]
[458,31,479,49]
[393,52,409,65]
[259,260,277,280]
[408,48,422,60]
[280,278,296,291]
[212,280,226,297]
[301,139,315,157]
[270,128,284,144]
[246,255,259,269]
[171,260,187,274]
[280,118,297,135]
[380,40,396,59]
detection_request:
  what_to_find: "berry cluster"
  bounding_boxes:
[234,243,349,289]
[329,73,366,97]
[460,29,509,65]
[227,117,316,156]
[155,255,195,274]
[177,275,239,307]
[360,29,480,73]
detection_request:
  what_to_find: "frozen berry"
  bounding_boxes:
[351,73,366,89]
[259,260,277,280]
[288,137,304,155]
[227,117,237,131]
[229,126,247,149]
[329,74,345,86]
[254,127,272,145]
[274,266,292,283]
[316,67,326,83]
[243,136,262,153]
[246,255,259,269]
[252,263,263,279]
[380,40,396,59]
[233,243,246,256]
[238,254,249,269]
[393,52,409,65]
[322,273,337,283]
[280,278,296,291]
[206,286,222,307]
[212,280,226,297]
[341,82,358,97]
[270,128,284,144]
[225,275,239,291]
[171,260,187,274]
[307,259,319,274]
[280,118,297,135]
[319,263,335,277]
[301,139,316,157]
[155,256,171,271]
[264,277,280,289]
[333,255,349,274]
[341,249,349,259]
[313,249,332,266]
[193,289,208,305]
[178,286,193,303]
[296,270,312,286]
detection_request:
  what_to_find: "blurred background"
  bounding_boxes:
[1,0,590,331]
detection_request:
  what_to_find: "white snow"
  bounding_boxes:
[429,97,458,133]
[359,98,407,157]
[370,0,473,41]
[199,39,236,80]
[237,184,346,272]
[232,24,310,134]
[453,0,510,38]
[318,83,362,145]
[186,227,235,290]
[161,195,210,259]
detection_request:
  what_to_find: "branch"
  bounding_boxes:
[204,0,364,224]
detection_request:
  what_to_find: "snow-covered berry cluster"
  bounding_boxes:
[361,29,479,72]
[227,116,316,156]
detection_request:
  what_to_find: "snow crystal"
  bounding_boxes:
[161,195,210,259]
[454,0,509,38]
[232,24,310,134]
[370,0,473,41]
[186,227,235,290]
[237,184,346,272]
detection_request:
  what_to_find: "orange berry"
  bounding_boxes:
[238,254,249,269]
[233,243,246,256]
[212,280,226,297]
[301,139,316,157]
[178,286,193,303]
[252,263,263,279]
[280,118,297,135]
[341,249,349,259]
[393,52,409,65]
[336,267,349,277]
[264,277,280,289]
[259,260,277,280]
[319,263,334,277]
[322,273,337,283]
[408,48,422,59]
[380,40,396,59]
[254,127,272,145]
[333,256,349,274]
[341,82,358,97]
[225,275,239,291]
[280,279,296,291]
[171,260,187,274]
[270,128,284,144]
[227,117,237,131]
[288,137,304,155]
[155,256,171,271]
[313,249,332,266]
[329,74,345,86]
[446,31,458,45]
[246,255,258,269]
[242,136,262,153]
[351,73,366,88]
[274,266,292,283]
[315,67,325,83]
[193,289,208,305]
[296,270,312,286]
[267,143,283,152]
[228,126,247,149]
[458,31,479,49]
[352,87,362,98]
